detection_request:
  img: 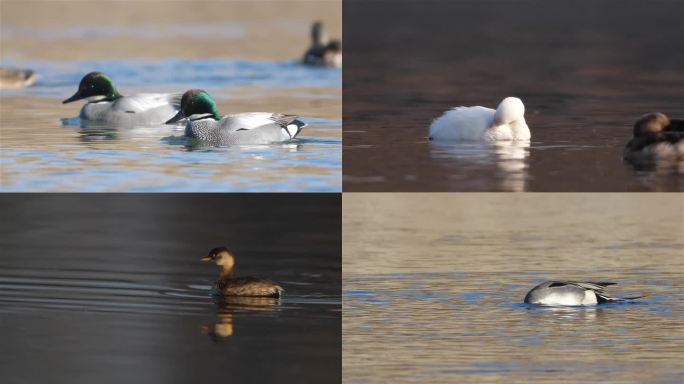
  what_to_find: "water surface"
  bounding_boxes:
[0,194,341,383]
[343,0,684,191]
[1,1,341,192]
[343,194,684,383]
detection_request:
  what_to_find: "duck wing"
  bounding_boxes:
[112,93,182,113]
[626,131,684,152]
[561,281,644,303]
[561,281,616,292]
[221,113,306,138]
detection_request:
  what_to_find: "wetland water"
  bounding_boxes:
[343,0,684,192]
[343,194,684,383]
[1,1,341,192]
[0,194,341,383]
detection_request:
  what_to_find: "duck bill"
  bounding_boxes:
[62,91,85,104]
[165,110,185,124]
[201,256,212,262]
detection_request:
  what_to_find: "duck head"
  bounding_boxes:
[166,89,222,124]
[63,72,121,104]
[202,246,235,276]
[633,112,669,137]
[311,21,328,46]
[493,97,525,126]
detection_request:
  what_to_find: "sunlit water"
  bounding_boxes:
[0,58,341,191]
[0,194,341,383]
[343,194,684,383]
[343,1,684,192]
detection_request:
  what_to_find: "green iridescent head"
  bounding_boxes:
[63,72,121,104]
[166,89,222,124]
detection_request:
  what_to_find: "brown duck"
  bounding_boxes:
[624,112,684,161]
[201,247,283,297]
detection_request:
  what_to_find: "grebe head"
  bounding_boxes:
[201,246,235,270]
[633,113,669,137]
[493,97,525,126]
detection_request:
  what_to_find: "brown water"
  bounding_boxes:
[343,0,684,191]
[0,194,341,383]
[343,194,684,383]
[1,1,341,192]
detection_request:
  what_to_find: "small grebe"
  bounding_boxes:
[201,246,283,297]
[524,281,643,306]
[624,113,684,161]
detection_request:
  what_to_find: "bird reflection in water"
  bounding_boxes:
[201,296,281,341]
[430,140,530,191]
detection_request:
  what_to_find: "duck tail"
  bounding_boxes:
[270,114,306,139]
[286,119,306,139]
[596,293,645,304]
[589,281,617,287]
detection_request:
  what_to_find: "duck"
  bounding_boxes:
[165,89,305,145]
[63,72,181,125]
[429,97,531,141]
[201,246,283,297]
[623,112,684,161]
[524,281,643,306]
[302,21,342,68]
[0,67,37,89]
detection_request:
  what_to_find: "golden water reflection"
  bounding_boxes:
[343,194,684,383]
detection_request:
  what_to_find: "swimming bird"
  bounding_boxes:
[165,89,305,145]
[524,281,643,306]
[201,246,283,297]
[0,67,37,89]
[623,112,684,161]
[429,97,531,141]
[63,72,181,125]
[302,21,342,68]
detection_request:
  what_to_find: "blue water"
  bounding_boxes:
[1,58,341,192]
[2,57,340,96]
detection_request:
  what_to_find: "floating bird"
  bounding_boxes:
[302,21,342,68]
[429,97,531,141]
[201,246,283,297]
[0,67,37,89]
[524,281,643,306]
[166,89,305,145]
[63,72,181,125]
[623,112,683,161]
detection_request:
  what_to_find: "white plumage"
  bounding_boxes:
[429,97,530,142]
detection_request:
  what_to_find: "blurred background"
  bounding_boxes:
[0,0,342,192]
[0,193,341,383]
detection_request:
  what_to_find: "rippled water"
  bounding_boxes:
[343,194,684,383]
[1,1,341,192]
[0,194,341,383]
[343,0,684,191]
[0,59,341,192]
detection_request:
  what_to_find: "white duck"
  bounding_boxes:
[63,72,181,125]
[524,281,643,306]
[429,97,530,141]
